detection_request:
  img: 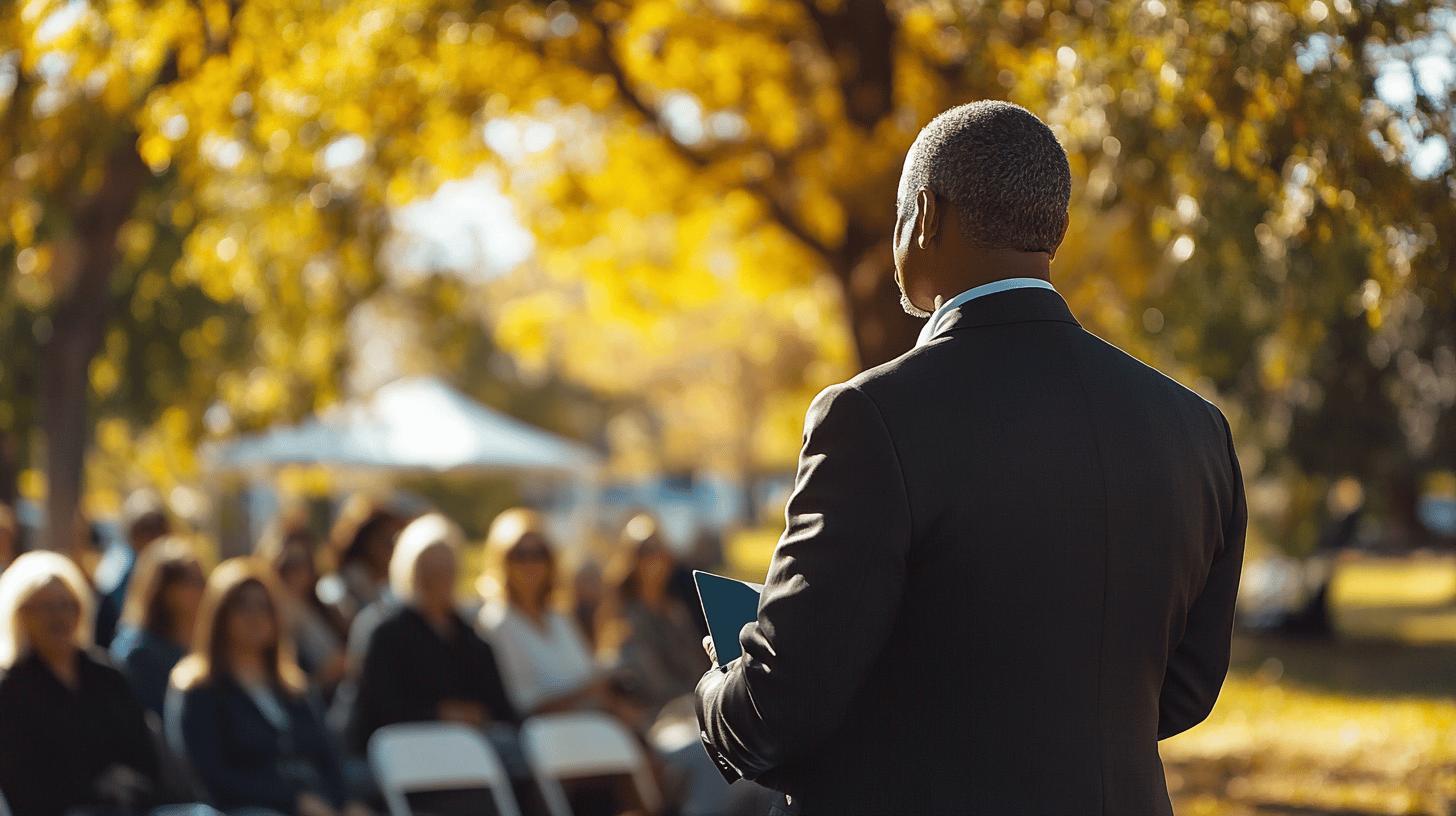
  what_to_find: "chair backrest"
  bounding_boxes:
[0,787,11,816]
[521,711,662,816]
[368,722,522,816]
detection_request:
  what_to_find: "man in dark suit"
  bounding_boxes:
[695,100,1246,815]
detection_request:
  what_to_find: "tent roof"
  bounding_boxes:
[205,377,600,477]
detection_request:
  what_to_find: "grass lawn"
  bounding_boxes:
[1163,637,1456,815]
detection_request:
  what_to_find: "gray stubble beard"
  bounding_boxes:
[899,292,933,319]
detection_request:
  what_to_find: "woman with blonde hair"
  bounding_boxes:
[167,557,365,816]
[477,508,603,716]
[344,513,517,756]
[0,551,159,816]
[110,535,206,716]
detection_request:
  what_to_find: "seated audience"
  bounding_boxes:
[111,536,206,717]
[316,496,402,627]
[0,551,159,816]
[95,489,173,648]
[596,514,706,722]
[257,518,347,694]
[344,513,518,755]
[167,558,366,816]
[477,508,604,716]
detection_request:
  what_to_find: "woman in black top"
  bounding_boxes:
[345,513,518,756]
[0,551,159,816]
[167,557,366,816]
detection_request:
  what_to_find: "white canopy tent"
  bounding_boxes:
[203,377,601,551]
[206,376,600,477]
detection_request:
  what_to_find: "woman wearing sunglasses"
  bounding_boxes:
[476,508,605,717]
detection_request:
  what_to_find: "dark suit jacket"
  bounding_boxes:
[166,676,346,811]
[696,287,1246,815]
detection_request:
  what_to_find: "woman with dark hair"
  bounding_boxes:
[256,518,346,694]
[598,517,742,816]
[596,514,705,721]
[316,496,403,627]
[167,558,367,816]
[110,536,205,716]
[0,551,159,816]
[476,508,603,716]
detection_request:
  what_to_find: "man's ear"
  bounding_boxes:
[1048,215,1069,261]
[915,187,940,249]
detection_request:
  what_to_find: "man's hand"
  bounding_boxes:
[702,635,718,667]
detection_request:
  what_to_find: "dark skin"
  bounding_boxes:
[892,183,1067,316]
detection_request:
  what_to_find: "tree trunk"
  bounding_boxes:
[0,430,17,508]
[835,237,922,370]
[39,139,148,553]
[39,292,101,554]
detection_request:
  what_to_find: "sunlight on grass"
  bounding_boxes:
[1163,673,1456,815]
[1331,555,1456,645]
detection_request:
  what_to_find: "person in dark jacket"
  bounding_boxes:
[110,536,205,717]
[0,551,159,816]
[696,101,1247,816]
[344,513,518,756]
[167,557,367,816]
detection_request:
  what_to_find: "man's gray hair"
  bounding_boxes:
[899,101,1071,253]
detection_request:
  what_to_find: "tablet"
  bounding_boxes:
[693,570,763,669]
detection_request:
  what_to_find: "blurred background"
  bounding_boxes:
[3,0,1456,813]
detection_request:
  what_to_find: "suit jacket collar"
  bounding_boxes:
[930,286,1081,341]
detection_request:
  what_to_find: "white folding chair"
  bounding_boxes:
[521,711,663,816]
[368,722,522,816]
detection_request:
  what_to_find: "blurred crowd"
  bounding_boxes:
[0,492,747,816]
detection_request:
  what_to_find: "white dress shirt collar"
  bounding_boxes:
[915,277,1057,348]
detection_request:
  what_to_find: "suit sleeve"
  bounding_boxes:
[695,383,912,781]
[1158,413,1247,740]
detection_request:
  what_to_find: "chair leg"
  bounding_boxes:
[536,773,576,816]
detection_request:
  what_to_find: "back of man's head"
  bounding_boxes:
[899,100,1072,254]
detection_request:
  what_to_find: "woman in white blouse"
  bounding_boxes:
[477,508,607,716]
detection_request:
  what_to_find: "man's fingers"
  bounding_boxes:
[702,635,718,664]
